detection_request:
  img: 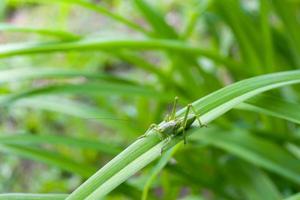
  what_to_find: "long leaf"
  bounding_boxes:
[9,96,139,135]
[224,160,281,200]
[0,67,131,84]
[238,95,300,124]
[7,0,148,34]
[0,144,96,178]
[0,38,240,69]
[0,23,80,40]
[0,134,121,155]
[284,193,300,200]
[0,193,67,200]
[66,70,300,199]
[191,129,300,184]
[0,82,171,105]
[135,0,177,38]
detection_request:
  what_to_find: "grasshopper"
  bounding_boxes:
[139,97,205,152]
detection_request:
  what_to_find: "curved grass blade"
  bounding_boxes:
[238,94,300,124]
[9,96,139,135]
[7,0,148,34]
[224,160,281,200]
[0,38,240,69]
[0,193,67,200]
[0,144,141,199]
[213,0,261,72]
[0,23,80,40]
[0,134,121,155]
[135,0,177,38]
[181,70,300,122]
[141,144,181,200]
[181,0,212,39]
[0,144,96,178]
[191,129,300,184]
[66,70,300,199]
[0,82,172,105]
[0,67,132,84]
[284,193,300,200]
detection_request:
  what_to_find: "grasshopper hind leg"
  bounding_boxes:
[190,105,207,128]
[181,104,192,144]
[181,104,207,144]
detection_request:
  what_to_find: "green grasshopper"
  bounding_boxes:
[139,97,205,151]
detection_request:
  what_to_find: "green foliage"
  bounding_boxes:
[0,0,300,199]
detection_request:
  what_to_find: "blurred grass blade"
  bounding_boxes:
[0,193,67,200]
[272,0,300,65]
[0,133,121,155]
[192,129,300,184]
[0,23,81,40]
[66,70,300,199]
[0,144,96,178]
[7,0,148,34]
[213,0,261,72]
[259,0,274,71]
[224,160,281,200]
[142,144,180,200]
[182,0,212,39]
[10,97,139,134]
[284,193,300,200]
[0,82,172,104]
[0,38,240,69]
[135,0,177,38]
[237,95,300,124]
[286,144,300,160]
[0,67,131,84]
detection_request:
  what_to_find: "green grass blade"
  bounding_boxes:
[66,134,161,200]
[181,0,212,39]
[0,82,171,105]
[134,0,177,38]
[141,144,180,200]
[0,67,131,84]
[0,134,121,155]
[237,95,300,124]
[7,0,148,34]
[182,70,300,122]
[0,23,81,40]
[213,0,261,72]
[224,160,281,200]
[0,38,240,69]
[9,96,139,134]
[284,193,300,200]
[0,144,96,178]
[259,0,274,71]
[0,193,67,200]
[192,129,300,184]
[66,70,300,199]
[272,0,300,65]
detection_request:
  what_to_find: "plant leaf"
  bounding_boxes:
[66,70,300,199]
[0,193,67,200]
[191,129,300,184]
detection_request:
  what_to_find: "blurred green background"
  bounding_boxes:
[0,0,300,199]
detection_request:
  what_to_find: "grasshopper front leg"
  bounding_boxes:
[137,123,159,140]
